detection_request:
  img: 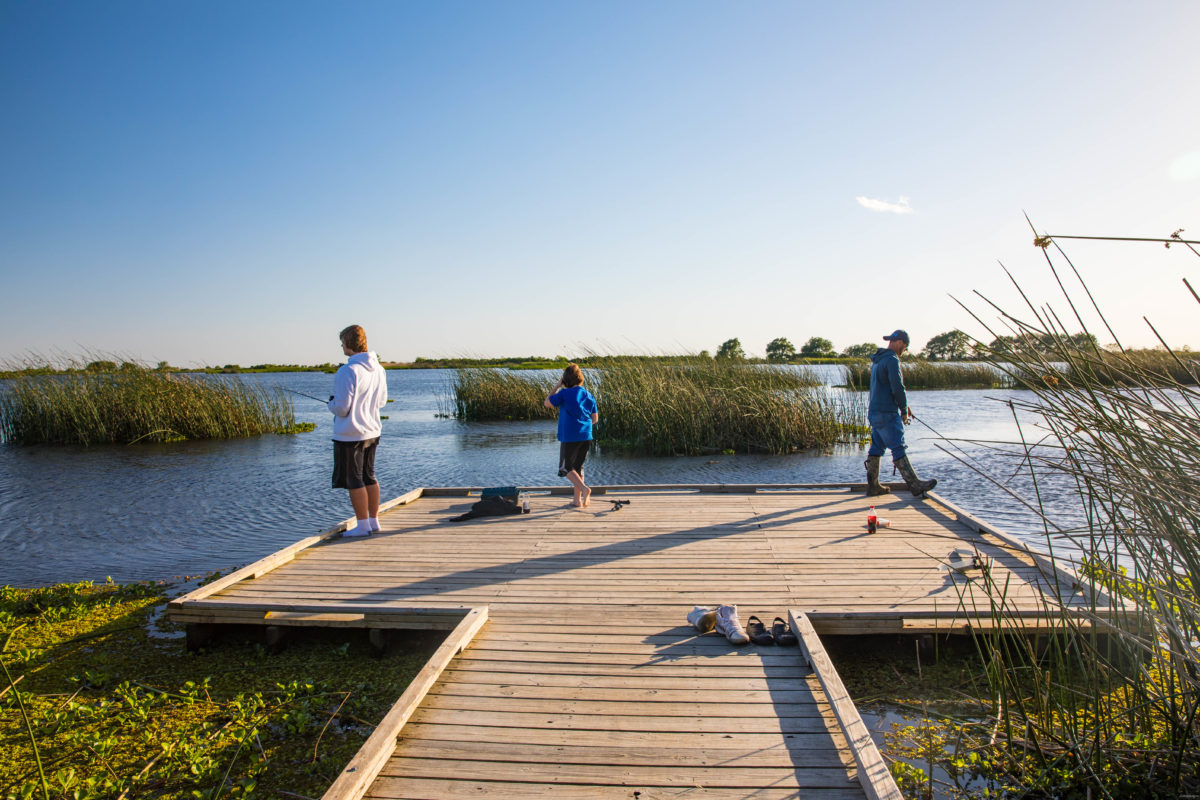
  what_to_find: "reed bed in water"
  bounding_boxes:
[845,359,1012,390]
[447,360,863,455]
[597,360,860,455]
[445,368,557,421]
[0,364,305,445]
[938,240,1200,797]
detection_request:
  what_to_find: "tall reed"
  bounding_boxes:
[444,368,557,421]
[845,359,1012,390]
[949,237,1200,796]
[446,359,864,454]
[0,362,303,445]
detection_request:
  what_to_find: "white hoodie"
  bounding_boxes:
[327,351,388,441]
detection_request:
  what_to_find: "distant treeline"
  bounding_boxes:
[0,359,342,378]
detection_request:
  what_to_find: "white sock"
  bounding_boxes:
[344,519,371,537]
[368,516,380,532]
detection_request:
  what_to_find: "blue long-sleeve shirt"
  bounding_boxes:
[868,348,907,415]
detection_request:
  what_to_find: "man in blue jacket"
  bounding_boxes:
[865,329,937,497]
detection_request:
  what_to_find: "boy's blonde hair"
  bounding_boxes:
[340,325,368,353]
[562,363,584,388]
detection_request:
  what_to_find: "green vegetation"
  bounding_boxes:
[920,329,974,361]
[933,233,1200,797]
[765,337,796,362]
[0,579,435,799]
[1058,346,1200,386]
[799,336,836,358]
[444,368,557,421]
[446,358,865,455]
[0,362,309,446]
[715,338,746,360]
[845,360,1012,390]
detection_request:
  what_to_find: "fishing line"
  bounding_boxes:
[285,388,329,403]
[908,411,1067,534]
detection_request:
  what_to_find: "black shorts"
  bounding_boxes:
[332,438,379,490]
[558,440,590,477]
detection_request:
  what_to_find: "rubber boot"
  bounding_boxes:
[864,456,891,497]
[894,455,937,497]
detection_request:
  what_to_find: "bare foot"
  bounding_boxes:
[581,487,591,508]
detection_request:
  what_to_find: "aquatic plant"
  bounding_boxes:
[446,358,863,454]
[0,579,434,799]
[0,360,306,445]
[443,368,558,421]
[845,359,1013,390]
[945,229,1200,797]
[593,358,861,455]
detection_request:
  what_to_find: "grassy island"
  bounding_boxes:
[0,364,313,446]
[445,358,864,454]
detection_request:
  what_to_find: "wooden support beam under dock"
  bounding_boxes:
[169,484,1119,799]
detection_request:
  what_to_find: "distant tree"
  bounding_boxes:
[841,343,877,359]
[799,337,836,358]
[1065,332,1099,351]
[922,330,973,361]
[765,337,796,362]
[155,361,172,371]
[715,338,746,360]
[85,360,118,372]
[698,350,711,359]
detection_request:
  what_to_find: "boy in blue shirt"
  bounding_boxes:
[544,363,599,508]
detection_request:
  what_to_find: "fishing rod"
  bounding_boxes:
[285,388,331,403]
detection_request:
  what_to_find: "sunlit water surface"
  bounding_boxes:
[0,369,1083,586]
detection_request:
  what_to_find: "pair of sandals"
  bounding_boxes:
[745,615,798,647]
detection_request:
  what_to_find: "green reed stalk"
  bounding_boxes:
[949,234,1200,796]
[0,361,303,445]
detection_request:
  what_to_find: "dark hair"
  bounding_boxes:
[339,325,368,353]
[561,363,584,387]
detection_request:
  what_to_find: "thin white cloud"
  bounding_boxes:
[856,195,915,214]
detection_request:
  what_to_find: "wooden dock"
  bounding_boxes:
[170,484,1116,800]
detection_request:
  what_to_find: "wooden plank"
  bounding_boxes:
[791,609,903,800]
[390,737,854,767]
[367,778,865,799]
[323,606,488,800]
[168,486,425,608]
[374,758,858,788]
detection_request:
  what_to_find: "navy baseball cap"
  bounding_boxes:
[883,329,910,345]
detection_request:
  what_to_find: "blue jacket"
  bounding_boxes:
[868,348,907,415]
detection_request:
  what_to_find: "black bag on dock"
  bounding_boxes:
[449,495,522,522]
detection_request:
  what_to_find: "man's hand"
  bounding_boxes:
[903,407,913,424]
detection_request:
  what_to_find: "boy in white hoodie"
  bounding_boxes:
[328,325,388,537]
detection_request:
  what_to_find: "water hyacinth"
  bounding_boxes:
[0,363,307,445]
[447,358,864,455]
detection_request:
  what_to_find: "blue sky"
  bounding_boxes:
[2,1,1198,365]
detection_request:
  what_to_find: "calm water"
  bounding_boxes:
[0,368,1081,587]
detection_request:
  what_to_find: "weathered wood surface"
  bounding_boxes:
[168,486,1110,799]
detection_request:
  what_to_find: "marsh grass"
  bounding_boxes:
[0,580,435,799]
[446,358,864,454]
[444,368,558,421]
[0,360,305,446]
[845,360,1013,390]
[936,236,1200,797]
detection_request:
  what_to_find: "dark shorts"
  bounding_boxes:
[332,438,379,490]
[558,440,590,477]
